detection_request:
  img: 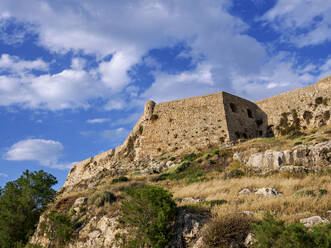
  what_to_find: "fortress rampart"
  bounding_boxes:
[63,76,330,189]
[256,76,331,133]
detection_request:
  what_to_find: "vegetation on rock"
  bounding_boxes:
[253,214,331,248]
[40,211,73,248]
[119,184,177,248]
[0,170,57,248]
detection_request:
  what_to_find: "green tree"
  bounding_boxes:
[120,184,177,248]
[0,170,57,248]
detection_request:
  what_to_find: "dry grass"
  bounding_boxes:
[171,174,331,223]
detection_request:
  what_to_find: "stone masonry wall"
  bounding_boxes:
[136,92,229,159]
[256,76,331,134]
[223,92,268,140]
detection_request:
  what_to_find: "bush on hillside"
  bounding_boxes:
[203,214,252,248]
[111,176,129,184]
[252,214,331,248]
[88,191,116,207]
[227,169,245,178]
[119,184,177,248]
[40,211,73,247]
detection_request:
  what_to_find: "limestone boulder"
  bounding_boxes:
[263,150,284,170]
[233,152,243,162]
[73,197,87,207]
[244,233,256,247]
[181,197,204,204]
[246,153,263,169]
[245,141,331,172]
[300,216,330,228]
[170,209,210,248]
[255,188,281,197]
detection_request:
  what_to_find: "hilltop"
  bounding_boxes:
[29,77,331,248]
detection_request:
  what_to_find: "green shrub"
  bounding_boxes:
[169,157,176,161]
[203,215,252,248]
[253,214,331,248]
[209,159,216,165]
[210,148,220,155]
[156,163,204,183]
[227,169,245,178]
[119,185,177,248]
[88,191,116,207]
[111,176,129,184]
[219,149,232,158]
[26,244,44,248]
[295,189,316,197]
[175,161,191,172]
[184,152,197,161]
[208,199,227,206]
[319,189,328,195]
[40,211,73,247]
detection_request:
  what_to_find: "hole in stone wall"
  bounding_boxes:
[255,119,263,126]
[242,133,248,139]
[235,131,240,139]
[259,130,263,137]
[247,109,253,118]
[267,125,274,137]
[230,103,237,113]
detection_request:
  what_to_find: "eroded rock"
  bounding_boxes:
[255,188,280,197]
[300,216,330,228]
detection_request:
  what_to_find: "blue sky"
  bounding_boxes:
[0,0,330,189]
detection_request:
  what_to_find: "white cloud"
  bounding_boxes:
[4,138,72,169]
[142,63,216,103]
[0,1,264,107]
[262,0,331,47]
[0,173,8,178]
[0,66,106,110]
[229,53,327,101]
[86,118,110,124]
[104,98,126,111]
[71,57,86,70]
[98,51,141,92]
[0,54,48,74]
[0,0,328,111]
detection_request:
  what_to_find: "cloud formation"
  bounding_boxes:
[263,0,331,47]
[4,138,72,169]
[0,0,329,111]
[86,118,110,124]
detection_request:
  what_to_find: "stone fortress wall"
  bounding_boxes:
[256,76,331,134]
[135,92,267,160]
[63,76,330,189]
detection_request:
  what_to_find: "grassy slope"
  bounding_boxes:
[53,125,331,225]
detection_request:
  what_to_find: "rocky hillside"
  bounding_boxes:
[29,124,331,248]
